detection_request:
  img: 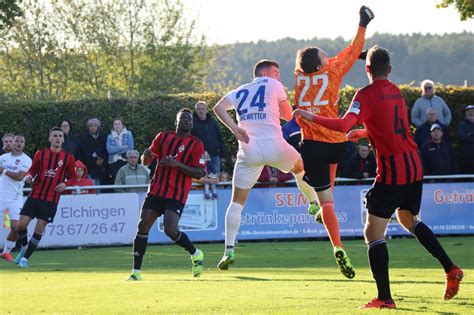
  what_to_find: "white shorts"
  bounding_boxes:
[0,199,23,221]
[233,138,301,189]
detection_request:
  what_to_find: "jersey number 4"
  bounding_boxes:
[297,74,329,107]
[394,105,407,139]
[236,85,267,116]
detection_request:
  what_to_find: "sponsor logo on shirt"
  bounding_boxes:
[349,101,361,115]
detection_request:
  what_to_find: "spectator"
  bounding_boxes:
[78,118,108,186]
[456,105,474,174]
[65,160,95,194]
[191,101,227,198]
[411,80,452,127]
[342,143,376,179]
[257,165,293,187]
[421,124,455,175]
[58,119,80,159]
[282,116,301,152]
[114,150,149,193]
[414,108,449,148]
[1,133,14,154]
[201,151,218,199]
[106,118,134,183]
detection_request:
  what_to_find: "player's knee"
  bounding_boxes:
[291,159,304,174]
[137,220,150,234]
[164,226,179,240]
[396,210,415,230]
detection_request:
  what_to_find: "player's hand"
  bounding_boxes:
[347,129,367,142]
[54,182,67,193]
[293,109,315,122]
[159,156,180,167]
[25,175,33,184]
[234,127,250,144]
[359,6,374,27]
[359,50,368,60]
[143,148,155,159]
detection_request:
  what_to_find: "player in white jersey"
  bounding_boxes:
[0,135,32,262]
[214,59,319,269]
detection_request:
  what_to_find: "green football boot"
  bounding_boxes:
[191,249,204,278]
[334,246,355,279]
[217,251,235,271]
[126,271,142,281]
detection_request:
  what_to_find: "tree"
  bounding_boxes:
[0,0,212,101]
[437,0,473,20]
[0,0,22,29]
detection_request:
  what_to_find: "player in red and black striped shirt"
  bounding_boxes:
[15,127,77,267]
[127,109,206,281]
[294,46,463,308]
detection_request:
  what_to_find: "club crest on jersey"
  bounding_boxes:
[349,101,361,115]
[179,145,185,153]
[58,160,63,168]
[15,159,20,165]
[199,154,206,165]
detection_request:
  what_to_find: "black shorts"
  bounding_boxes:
[365,181,423,219]
[300,140,347,191]
[20,197,58,223]
[142,195,185,217]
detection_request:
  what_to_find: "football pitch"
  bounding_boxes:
[1,237,473,314]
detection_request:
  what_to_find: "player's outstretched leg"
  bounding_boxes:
[444,266,463,300]
[218,201,243,270]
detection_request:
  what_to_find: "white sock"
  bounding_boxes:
[225,202,244,249]
[2,240,15,254]
[293,171,318,204]
[192,249,201,257]
[132,269,141,273]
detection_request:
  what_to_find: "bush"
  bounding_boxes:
[1,85,472,168]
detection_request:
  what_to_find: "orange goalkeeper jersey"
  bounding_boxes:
[294,26,366,143]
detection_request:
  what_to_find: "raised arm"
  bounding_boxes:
[214,96,250,143]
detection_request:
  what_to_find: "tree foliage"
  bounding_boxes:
[0,0,211,101]
[437,0,474,20]
[0,0,22,29]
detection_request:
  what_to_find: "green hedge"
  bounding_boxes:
[1,86,473,167]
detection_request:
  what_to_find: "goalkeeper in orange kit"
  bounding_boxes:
[293,5,374,279]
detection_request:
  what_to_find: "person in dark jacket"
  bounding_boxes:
[457,105,474,174]
[78,118,109,185]
[191,101,227,198]
[58,119,80,159]
[414,108,449,148]
[421,124,455,175]
[342,143,376,179]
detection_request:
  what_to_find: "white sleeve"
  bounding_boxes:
[19,156,32,172]
[276,81,288,102]
[223,90,237,109]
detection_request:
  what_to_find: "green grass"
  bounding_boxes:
[1,237,473,314]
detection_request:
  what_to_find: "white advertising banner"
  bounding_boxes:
[24,193,140,248]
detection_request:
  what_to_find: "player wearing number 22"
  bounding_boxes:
[15,127,77,268]
[293,6,374,279]
[213,60,319,270]
[294,46,463,309]
[127,109,207,281]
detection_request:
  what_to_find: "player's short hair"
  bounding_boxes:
[295,47,320,74]
[253,59,279,77]
[177,108,193,116]
[49,126,64,135]
[367,46,391,77]
[2,133,15,141]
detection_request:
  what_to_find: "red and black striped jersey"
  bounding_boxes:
[347,80,423,184]
[148,131,205,204]
[27,148,77,203]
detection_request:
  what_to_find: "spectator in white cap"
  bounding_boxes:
[78,118,109,186]
[456,105,474,174]
[420,123,454,175]
[411,80,452,127]
[414,107,449,148]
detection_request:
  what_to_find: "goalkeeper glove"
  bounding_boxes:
[358,50,367,60]
[359,6,374,27]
